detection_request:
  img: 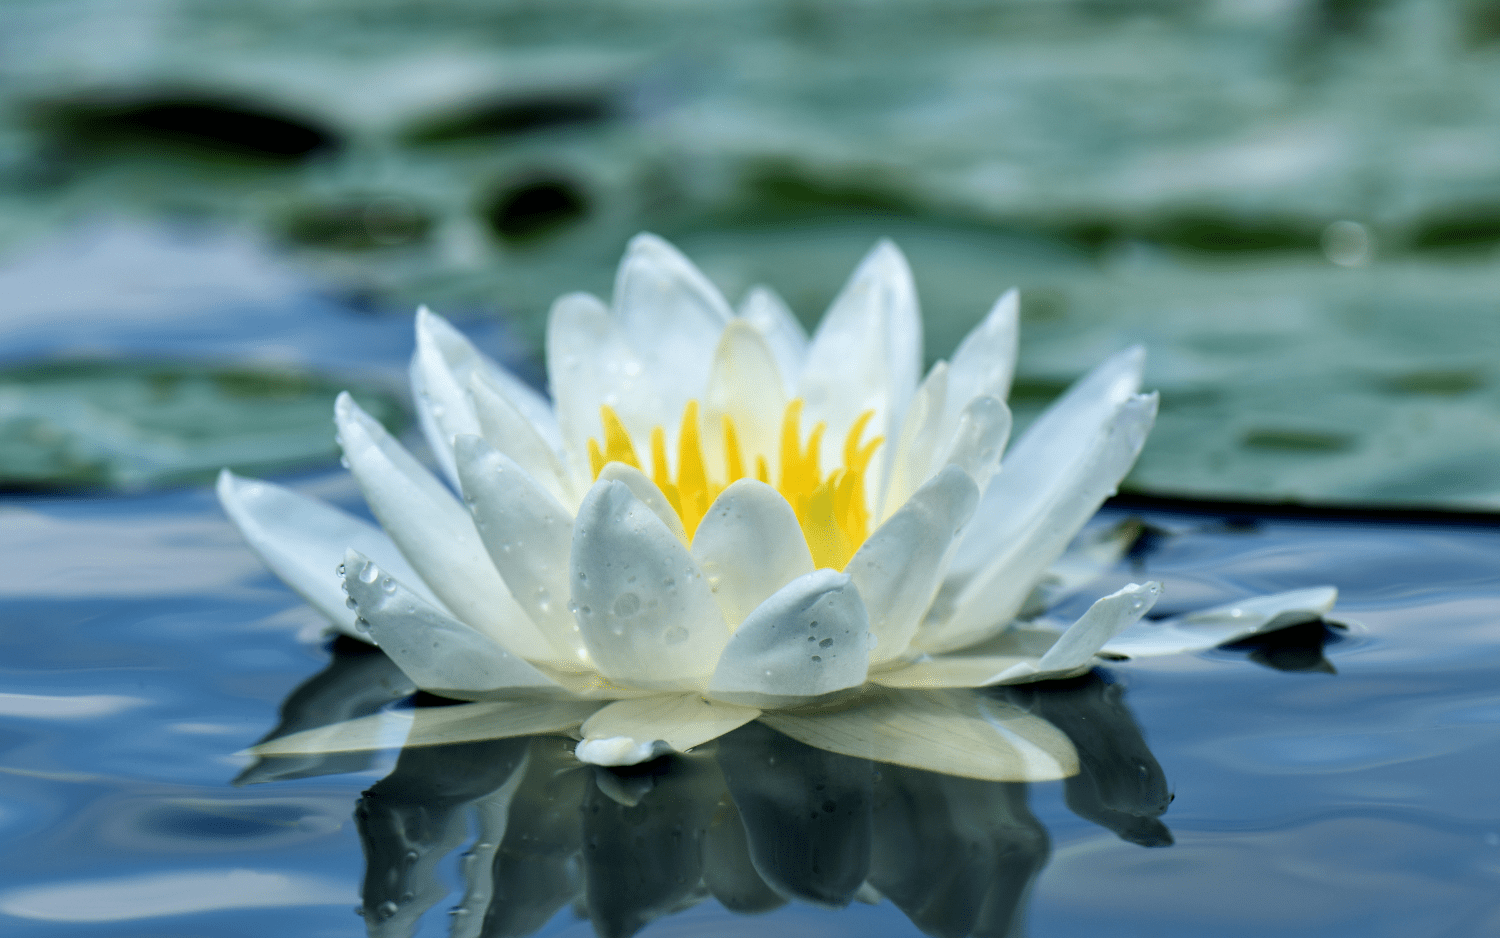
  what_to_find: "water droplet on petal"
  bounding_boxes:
[359,564,379,584]
[613,592,641,617]
[381,577,396,593]
[663,625,689,645]
[811,655,822,663]
[819,638,833,648]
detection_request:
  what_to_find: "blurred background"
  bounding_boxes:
[4,0,1500,505]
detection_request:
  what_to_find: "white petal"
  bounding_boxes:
[849,465,979,668]
[707,569,869,708]
[1023,519,1143,617]
[611,233,732,427]
[545,291,654,478]
[570,480,730,690]
[248,699,602,756]
[468,369,575,506]
[576,694,761,765]
[880,361,948,522]
[334,393,561,664]
[946,288,1018,414]
[702,320,788,475]
[1102,586,1338,658]
[798,240,921,480]
[992,582,1162,684]
[738,284,808,385]
[759,688,1079,782]
[596,462,687,542]
[216,470,441,639]
[920,391,1158,653]
[342,550,568,700]
[935,395,1011,494]
[455,436,589,665]
[870,629,1060,689]
[411,307,484,489]
[691,480,814,628]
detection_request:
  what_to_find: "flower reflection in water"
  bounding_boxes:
[240,638,1251,938]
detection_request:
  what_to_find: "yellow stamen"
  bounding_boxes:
[588,398,881,567]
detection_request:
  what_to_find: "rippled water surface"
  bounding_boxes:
[3,485,1498,937]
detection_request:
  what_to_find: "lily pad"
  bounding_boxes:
[0,359,404,490]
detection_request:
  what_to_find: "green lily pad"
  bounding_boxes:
[0,360,405,491]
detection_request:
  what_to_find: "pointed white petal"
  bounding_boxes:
[576,694,761,765]
[342,550,569,700]
[738,284,808,385]
[703,320,788,475]
[992,582,1161,684]
[334,393,561,664]
[596,462,687,542]
[921,391,1158,653]
[417,307,562,451]
[880,362,948,522]
[869,655,1037,690]
[936,396,1011,494]
[455,436,589,665]
[217,470,441,639]
[759,688,1078,782]
[545,291,654,479]
[248,698,602,756]
[849,466,979,668]
[411,307,484,489]
[707,569,869,708]
[948,346,1145,582]
[798,240,921,479]
[612,233,732,425]
[571,480,730,690]
[946,288,1018,413]
[1103,586,1338,658]
[691,480,814,628]
[469,369,575,506]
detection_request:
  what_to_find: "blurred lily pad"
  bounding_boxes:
[0,359,404,491]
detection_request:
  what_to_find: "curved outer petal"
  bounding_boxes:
[797,240,921,488]
[334,393,562,664]
[919,388,1159,654]
[411,307,484,489]
[596,462,687,542]
[758,688,1079,782]
[850,465,980,668]
[707,569,870,708]
[1102,586,1338,658]
[989,582,1162,685]
[454,436,589,666]
[216,469,441,638]
[248,698,602,756]
[570,480,730,691]
[575,694,760,766]
[545,291,655,480]
[468,369,575,507]
[691,479,815,628]
[702,319,788,476]
[342,550,570,700]
[738,284,808,386]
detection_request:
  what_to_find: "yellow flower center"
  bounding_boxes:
[587,399,882,570]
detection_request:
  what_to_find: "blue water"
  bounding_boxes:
[3,479,1498,936]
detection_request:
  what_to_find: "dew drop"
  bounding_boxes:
[345,597,359,610]
[663,625,689,645]
[662,576,676,588]
[336,563,346,577]
[359,564,379,584]
[381,577,396,593]
[535,587,552,613]
[377,901,399,919]
[807,635,817,642]
[819,637,834,648]
[811,655,822,663]
[613,592,641,617]
[339,456,351,469]
[578,571,588,582]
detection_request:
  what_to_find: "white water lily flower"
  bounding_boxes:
[221,234,1337,776]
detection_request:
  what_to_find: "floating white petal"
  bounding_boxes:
[576,694,761,765]
[1103,586,1338,658]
